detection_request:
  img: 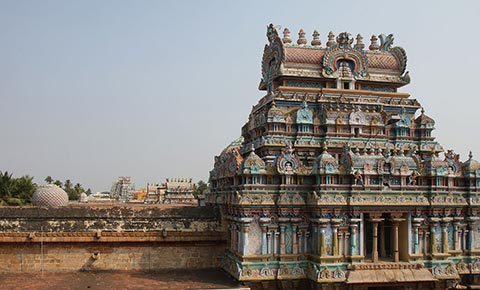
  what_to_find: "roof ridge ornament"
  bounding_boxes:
[311,30,321,46]
[282,28,292,44]
[336,32,353,49]
[297,29,307,45]
[369,35,380,51]
[379,34,394,52]
[266,23,280,43]
[354,34,365,50]
[326,31,335,47]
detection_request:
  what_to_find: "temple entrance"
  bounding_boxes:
[365,219,393,261]
[364,213,408,262]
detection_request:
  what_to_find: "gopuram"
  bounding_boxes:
[207,24,480,289]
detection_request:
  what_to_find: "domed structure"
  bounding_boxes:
[32,184,69,207]
[79,192,88,203]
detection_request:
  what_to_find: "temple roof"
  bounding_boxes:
[415,108,435,127]
[259,24,410,92]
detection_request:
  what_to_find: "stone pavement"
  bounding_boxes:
[0,269,247,290]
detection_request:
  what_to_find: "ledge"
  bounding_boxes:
[0,231,227,243]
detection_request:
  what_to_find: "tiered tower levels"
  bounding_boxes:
[208,24,480,289]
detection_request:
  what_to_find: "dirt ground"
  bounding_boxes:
[0,269,246,290]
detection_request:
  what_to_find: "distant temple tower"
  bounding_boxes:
[207,24,480,289]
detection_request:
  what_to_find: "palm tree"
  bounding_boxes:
[44,176,53,184]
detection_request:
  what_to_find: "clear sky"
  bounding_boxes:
[1,0,479,192]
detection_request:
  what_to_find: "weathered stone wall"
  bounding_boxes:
[0,205,227,272]
[0,241,225,272]
[0,205,222,232]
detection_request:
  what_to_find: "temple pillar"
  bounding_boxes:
[240,219,252,255]
[229,223,235,252]
[379,222,386,257]
[349,218,361,256]
[369,216,384,262]
[466,217,479,250]
[274,231,280,254]
[331,219,342,256]
[391,216,405,262]
[412,217,424,254]
[318,219,329,256]
[279,223,286,255]
[429,218,440,254]
[292,223,298,254]
[266,231,272,254]
[344,232,350,256]
[441,217,452,253]
[304,229,309,255]
[453,217,462,251]
[297,230,303,254]
[260,218,270,255]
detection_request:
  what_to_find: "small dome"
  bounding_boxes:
[32,184,69,207]
[462,152,480,174]
[79,192,88,203]
[415,109,435,128]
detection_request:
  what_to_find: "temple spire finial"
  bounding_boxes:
[282,28,292,44]
[297,29,307,45]
[355,33,365,50]
[326,31,335,47]
[369,35,379,51]
[311,30,321,46]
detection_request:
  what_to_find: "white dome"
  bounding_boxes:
[32,184,69,207]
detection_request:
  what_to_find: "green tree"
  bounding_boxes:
[54,180,62,187]
[64,179,78,200]
[74,183,84,194]
[0,171,36,206]
[45,176,53,184]
[193,180,208,198]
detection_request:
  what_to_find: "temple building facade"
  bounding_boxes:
[207,24,480,289]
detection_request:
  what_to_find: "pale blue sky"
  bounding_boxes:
[1,0,479,192]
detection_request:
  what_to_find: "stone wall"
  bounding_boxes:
[0,205,222,232]
[0,241,225,272]
[0,205,227,272]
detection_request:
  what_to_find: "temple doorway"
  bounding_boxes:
[365,217,393,261]
[364,213,409,262]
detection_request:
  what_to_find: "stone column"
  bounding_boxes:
[350,218,361,256]
[260,218,270,255]
[271,227,278,255]
[266,231,272,254]
[379,222,386,257]
[229,224,235,252]
[312,224,318,255]
[453,217,462,251]
[279,223,286,255]
[369,216,384,263]
[292,223,298,254]
[331,219,342,256]
[304,229,309,255]
[297,229,303,254]
[412,218,424,254]
[344,232,350,256]
[429,218,440,254]
[441,217,452,253]
[466,217,479,250]
[391,217,405,262]
[317,218,329,256]
[240,218,252,255]
[275,231,280,254]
